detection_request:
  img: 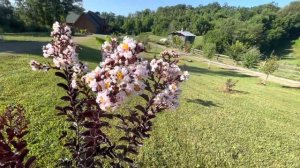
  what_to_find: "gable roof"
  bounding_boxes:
[170,31,196,37]
[84,11,104,28]
[66,12,81,24]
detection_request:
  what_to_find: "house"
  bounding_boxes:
[169,30,196,44]
[66,11,107,34]
[66,12,80,27]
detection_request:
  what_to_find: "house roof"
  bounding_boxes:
[84,11,104,28]
[67,11,104,28]
[66,12,80,24]
[170,31,196,37]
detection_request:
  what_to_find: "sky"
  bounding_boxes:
[83,0,295,16]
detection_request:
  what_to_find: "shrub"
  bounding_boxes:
[172,35,184,49]
[222,79,238,93]
[243,47,261,68]
[227,40,247,64]
[79,29,87,35]
[0,105,36,167]
[30,22,189,167]
[192,36,204,50]
[261,56,279,85]
[203,42,216,69]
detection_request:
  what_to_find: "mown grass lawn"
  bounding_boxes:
[275,38,300,81]
[1,35,300,167]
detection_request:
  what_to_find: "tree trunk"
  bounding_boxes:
[208,60,211,69]
[264,74,269,85]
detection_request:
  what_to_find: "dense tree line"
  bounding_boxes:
[1,1,300,56]
[98,2,300,55]
[0,0,83,32]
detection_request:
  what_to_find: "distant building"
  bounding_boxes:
[66,11,107,34]
[66,12,80,27]
[169,30,196,44]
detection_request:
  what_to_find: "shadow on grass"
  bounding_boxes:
[0,41,102,64]
[187,99,221,107]
[282,85,300,90]
[275,38,294,59]
[78,45,102,63]
[0,41,46,55]
[184,65,253,78]
[231,90,249,94]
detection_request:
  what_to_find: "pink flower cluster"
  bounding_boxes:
[30,22,88,89]
[42,22,78,68]
[71,63,89,88]
[30,22,189,112]
[150,50,189,109]
[83,37,148,111]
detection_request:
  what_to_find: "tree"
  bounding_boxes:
[261,56,279,85]
[171,35,184,49]
[227,40,247,64]
[14,0,84,31]
[243,47,261,68]
[203,42,216,69]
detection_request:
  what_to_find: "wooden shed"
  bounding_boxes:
[66,11,107,34]
[169,30,196,44]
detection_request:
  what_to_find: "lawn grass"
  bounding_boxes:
[274,38,300,81]
[1,32,51,42]
[1,36,300,167]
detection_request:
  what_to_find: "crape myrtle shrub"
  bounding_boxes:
[0,105,36,167]
[28,22,189,167]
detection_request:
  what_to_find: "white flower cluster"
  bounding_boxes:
[71,63,89,88]
[43,22,78,68]
[150,51,189,109]
[31,22,88,89]
[161,50,179,60]
[83,37,148,111]
[153,83,181,109]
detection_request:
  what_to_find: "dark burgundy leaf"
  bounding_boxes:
[57,112,66,116]
[135,105,146,113]
[68,125,77,131]
[127,148,138,155]
[99,114,114,119]
[25,157,36,168]
[55,72,67,79]
[6,128,15,141]
[81,130,91,136]
[115,145,127,150]
[123,157,134,163]
[140,94,149,101]
[19,149,29,160]
[85,147,94,159]
[59,131,67,140]
[119,137,130,142]
[55,106,64,112]
[61,96,71,101]
[63,106,73,112]
[16,141,27,151]
[83,122,95,128]
[57,83,69,91]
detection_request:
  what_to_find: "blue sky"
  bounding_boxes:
[83,0,295,16]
